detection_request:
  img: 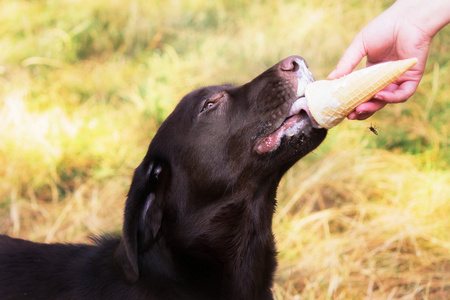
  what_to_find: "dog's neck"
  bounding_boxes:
[221,180,278,299]
[139,177,279,300]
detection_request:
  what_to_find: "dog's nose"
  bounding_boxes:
[279,56,314,84]
[280,56,307,72]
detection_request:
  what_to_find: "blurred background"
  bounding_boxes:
[0,0,448,298]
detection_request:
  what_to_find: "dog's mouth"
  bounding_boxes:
[255,81,320,155]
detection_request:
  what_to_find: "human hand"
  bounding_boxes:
[328,0,450,121]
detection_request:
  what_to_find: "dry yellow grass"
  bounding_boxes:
[274,146,449,299]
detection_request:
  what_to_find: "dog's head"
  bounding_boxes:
[114,56,327,282]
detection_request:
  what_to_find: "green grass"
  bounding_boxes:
[0,0,449,298]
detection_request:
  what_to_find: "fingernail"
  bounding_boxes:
[327,70,337,79]
[347,113,356,120]
[374,94,383,100]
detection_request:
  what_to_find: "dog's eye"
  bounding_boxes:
[201,101,215,113]
[200,93,225,113]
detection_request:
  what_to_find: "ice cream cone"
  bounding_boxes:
[305,58,418,129]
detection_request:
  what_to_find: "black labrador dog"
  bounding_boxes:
[0,56,327,300]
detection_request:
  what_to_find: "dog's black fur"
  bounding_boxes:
[0,56,326,300]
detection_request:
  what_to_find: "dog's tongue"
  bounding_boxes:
[289,97,321,128]
[256,115,301,154]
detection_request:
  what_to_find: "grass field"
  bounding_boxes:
[0,0,449,298]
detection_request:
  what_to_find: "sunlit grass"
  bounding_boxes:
[275,145,449,299]
[0,0,448,298]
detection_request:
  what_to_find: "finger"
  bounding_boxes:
[348,111,375,120]
[375,80,419,103]
[347,111,358,120]
[355,99,387,115]
[347,99,386,120]
[328,35,367,80]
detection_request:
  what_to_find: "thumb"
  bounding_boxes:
[328,34,367,79]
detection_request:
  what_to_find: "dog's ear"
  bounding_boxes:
[114,159,168,283]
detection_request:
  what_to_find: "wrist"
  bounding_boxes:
[393,0,450,37]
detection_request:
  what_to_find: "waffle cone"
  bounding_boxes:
[305,58,418,129]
